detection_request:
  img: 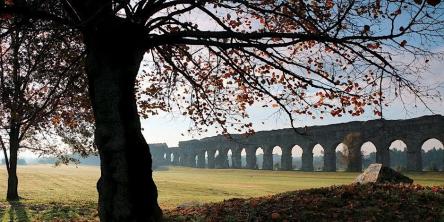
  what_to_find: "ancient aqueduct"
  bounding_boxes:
[150,115,444,172]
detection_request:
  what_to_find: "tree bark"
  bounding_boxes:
[83,18,162,221]
[7,128,20,201]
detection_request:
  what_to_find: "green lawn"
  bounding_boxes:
[0,165,442,221]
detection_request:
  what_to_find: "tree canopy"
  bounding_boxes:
[2,1,443,134]
[139,0,443,131]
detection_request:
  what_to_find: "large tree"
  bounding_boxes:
[1,0,444,221]
[0,16,92,200]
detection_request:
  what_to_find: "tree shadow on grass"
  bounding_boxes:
[38,203,97,221]
[8,200,30,222]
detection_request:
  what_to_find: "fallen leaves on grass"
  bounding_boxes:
[164,183,444,222]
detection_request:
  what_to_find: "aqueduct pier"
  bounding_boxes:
[150,115,444,172]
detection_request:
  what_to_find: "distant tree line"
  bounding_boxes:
[3,147,441,171]
[389,148,444,171]
[1,154,100,166]
[232,148,444,171]
[32,154,100,166]
[1,159,27,165]
[420,148,444,171]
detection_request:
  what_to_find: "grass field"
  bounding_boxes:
[0,165,442,221]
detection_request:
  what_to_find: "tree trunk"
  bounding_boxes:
[83,18,162,221]
[6,156,19,201]
[6,25,21,201]
[7,128,19,201]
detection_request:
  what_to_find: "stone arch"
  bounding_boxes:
[255,147,264,169]
[194,154,198,168]
[389,140,407,171]
[214,149,220,168]
[291,145,303,170]
[227,149,233,168]
[169,153,174,164]
[361,141,377,169]
[313,144,324,171]
[241,148,247,168]
[421,138,443,151]
[420,138,444,171]
[335,143,348,171]
[272,146,282,170]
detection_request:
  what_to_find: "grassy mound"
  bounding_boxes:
[164,183,444,222]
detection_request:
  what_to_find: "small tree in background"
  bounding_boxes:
[0,17,93,200]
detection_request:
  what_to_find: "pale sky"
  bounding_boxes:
[140,58,444,155]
